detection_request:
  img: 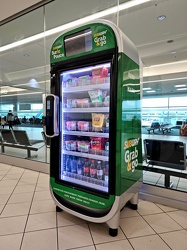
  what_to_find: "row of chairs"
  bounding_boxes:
[0,129,46,158]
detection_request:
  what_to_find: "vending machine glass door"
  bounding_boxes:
[59,62,111,194]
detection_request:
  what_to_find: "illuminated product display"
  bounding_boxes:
[46,20,142,236]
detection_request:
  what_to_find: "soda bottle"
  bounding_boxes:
[66,155,71,173]
[90,160,96,178]
[96,160,103,180]
[71,156,77,174]
[83,158,90,176]
[77,158,84,175]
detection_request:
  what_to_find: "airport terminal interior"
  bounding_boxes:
[0,0,187,249]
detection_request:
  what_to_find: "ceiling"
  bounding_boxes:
[0,0,187,106]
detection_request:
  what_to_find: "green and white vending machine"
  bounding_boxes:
[46,19,142,236]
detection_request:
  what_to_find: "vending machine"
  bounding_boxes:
[46,19,142,236]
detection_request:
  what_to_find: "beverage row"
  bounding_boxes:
[64,155,109,181]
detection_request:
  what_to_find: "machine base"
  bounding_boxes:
[56,206,63,212]
[109,228,118,237]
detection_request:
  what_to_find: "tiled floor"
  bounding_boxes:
[1,163,187,250]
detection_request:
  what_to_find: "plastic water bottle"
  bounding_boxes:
[77,158,84,175]
[71,156,77,174]
[66,155,71,173]
[90,160,96,178]
[96,160,103,180]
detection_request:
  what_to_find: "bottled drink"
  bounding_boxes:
[105,141,109,156]
[71,156,77,174]
[77,158,84,175]
[90,160,96,178]
[103,162,109,186]
[96,160,103,180]
[83,158,90,176]
[66,155,71,173]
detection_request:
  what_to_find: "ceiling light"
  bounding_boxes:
[176,88,187,91]
[174,84,186,88]
[144,76,187,84]
[0,0,151,52]
[143,87,151,90]
[146,90,156,93]
[157,15,166,21]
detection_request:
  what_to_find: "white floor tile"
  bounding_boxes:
[138,200,163,215]
[57,211,85,227]
[96,239,133,250]
[30,199,55,214]
[89,222,126,244]
[120,205,140,218]
[33,190,51,201]
[155,203,179,212]
[0,202,31,217]
[21,228,57,250]
[0,194,10,205]
[143,213,183,233]
[25,211,56,232]
[167,210,187,228]
[13,184,35,193]
[0,233,23,250]
[0,216,27,235]
[129,234,171,250]
[58,224,93,250]
[120,216,155,238]
[8,192,34,204]
[159,230,187,250]
[0,186,15,195]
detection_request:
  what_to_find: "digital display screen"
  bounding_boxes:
[47,100,50,110]
[64,29,92,57]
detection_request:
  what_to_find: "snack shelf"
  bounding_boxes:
[63,150,109,161]
[63,82,110,93]
[63,130,109,138]
[63,107,109,113]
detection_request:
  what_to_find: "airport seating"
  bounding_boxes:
[0,129,44,158]
[145,122,160,134]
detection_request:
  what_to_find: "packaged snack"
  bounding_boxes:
[67,99,77,108]
[65,78,78,88]
[88,89,103,103]
[76,98,90,108]
[66,121,77,131]
[65,140,77,151]
[77,121,90,131]
[78,75,91,86]
[91,67,108,84]
[92,113,105,131]
[92,67,108,78]
[77,141,90,152]
[104,95,110,106]
[90,137,105,150]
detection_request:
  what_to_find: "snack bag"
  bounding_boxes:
[88,90,103,103]
[90,137,105,150]
[78,75,91,86]
[65,78,78,88]
[92,113,105,131]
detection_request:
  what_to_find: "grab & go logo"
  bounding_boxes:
[93,30,107,47]
[124,138,140,172]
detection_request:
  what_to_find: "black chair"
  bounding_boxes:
[0,129,17,144]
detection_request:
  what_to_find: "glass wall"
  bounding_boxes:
[0,0,187,195]
[0,0,120,163]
